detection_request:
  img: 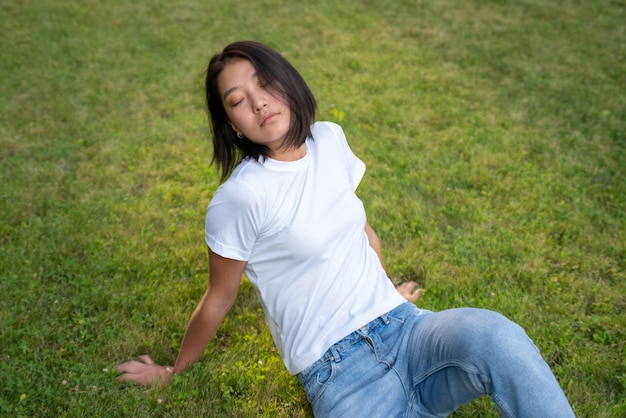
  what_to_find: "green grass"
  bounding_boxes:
[1,0,624,416]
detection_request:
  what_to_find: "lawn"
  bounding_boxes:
[1,0,624,416]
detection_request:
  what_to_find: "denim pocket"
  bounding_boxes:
[385,302,416,324]
[299,357,336,404]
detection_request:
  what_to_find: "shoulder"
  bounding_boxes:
[211,160,263,208]
[310,121,357,157]
[311,121,345,139]
[309,121,350,154]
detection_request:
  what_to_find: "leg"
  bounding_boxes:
[297,310,415,418]
[399,308,575,417]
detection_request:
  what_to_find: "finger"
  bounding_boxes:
[116,369,166,387]
[406,287,425,303]
[115,360,145,374]
[396,281,413,291]
[116,373,149,386]
[115,373,133,383]
[115,354,156,373]
[397,281,419,295]
[139,355,155,365]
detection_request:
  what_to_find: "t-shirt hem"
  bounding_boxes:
[285,294,407,375]
[206,237,250,261]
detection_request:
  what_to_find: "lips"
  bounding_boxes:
[260,112,278,127]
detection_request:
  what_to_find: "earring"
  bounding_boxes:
[236,131,244,139]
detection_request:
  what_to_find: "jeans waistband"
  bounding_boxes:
[322,302,417,364]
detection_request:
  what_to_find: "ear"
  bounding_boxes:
[228,121,244,138]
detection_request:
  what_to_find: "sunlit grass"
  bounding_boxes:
[1,0,624,416]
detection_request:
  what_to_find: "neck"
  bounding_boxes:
[270,143,306,161]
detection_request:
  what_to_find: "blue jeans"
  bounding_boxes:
[297,302,575,417]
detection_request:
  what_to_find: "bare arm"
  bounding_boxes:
[172,249,245,373]
[365,222,385,269]
[365,223,424,303]
[115,249,246,385]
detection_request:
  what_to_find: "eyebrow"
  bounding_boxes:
[222,72,259,100]
[222,86,238,100]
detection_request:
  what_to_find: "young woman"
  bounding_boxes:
[116,41,575,417]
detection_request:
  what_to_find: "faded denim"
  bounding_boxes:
[297,302,575,417]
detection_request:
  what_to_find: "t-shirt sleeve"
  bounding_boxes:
[326,122,366,191]
[205,180,260,261]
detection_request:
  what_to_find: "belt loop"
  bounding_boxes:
[329,344,341,363]
[381,314,390,325]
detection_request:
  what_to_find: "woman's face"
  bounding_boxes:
[218,58,291,154]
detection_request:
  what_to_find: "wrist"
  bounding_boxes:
[161,366,174,383]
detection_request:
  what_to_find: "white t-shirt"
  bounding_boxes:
[205,121,405,374]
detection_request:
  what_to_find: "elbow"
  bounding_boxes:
[201,285,238,316]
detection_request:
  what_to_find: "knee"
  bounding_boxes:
[488,313,542,365]
[450,308,539,360]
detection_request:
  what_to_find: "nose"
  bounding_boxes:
[251,91,268,113]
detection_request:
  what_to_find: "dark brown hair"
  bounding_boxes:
[205,41,317,181]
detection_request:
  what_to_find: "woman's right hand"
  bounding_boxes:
[115,355,173,386]
[115,250,245,387]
